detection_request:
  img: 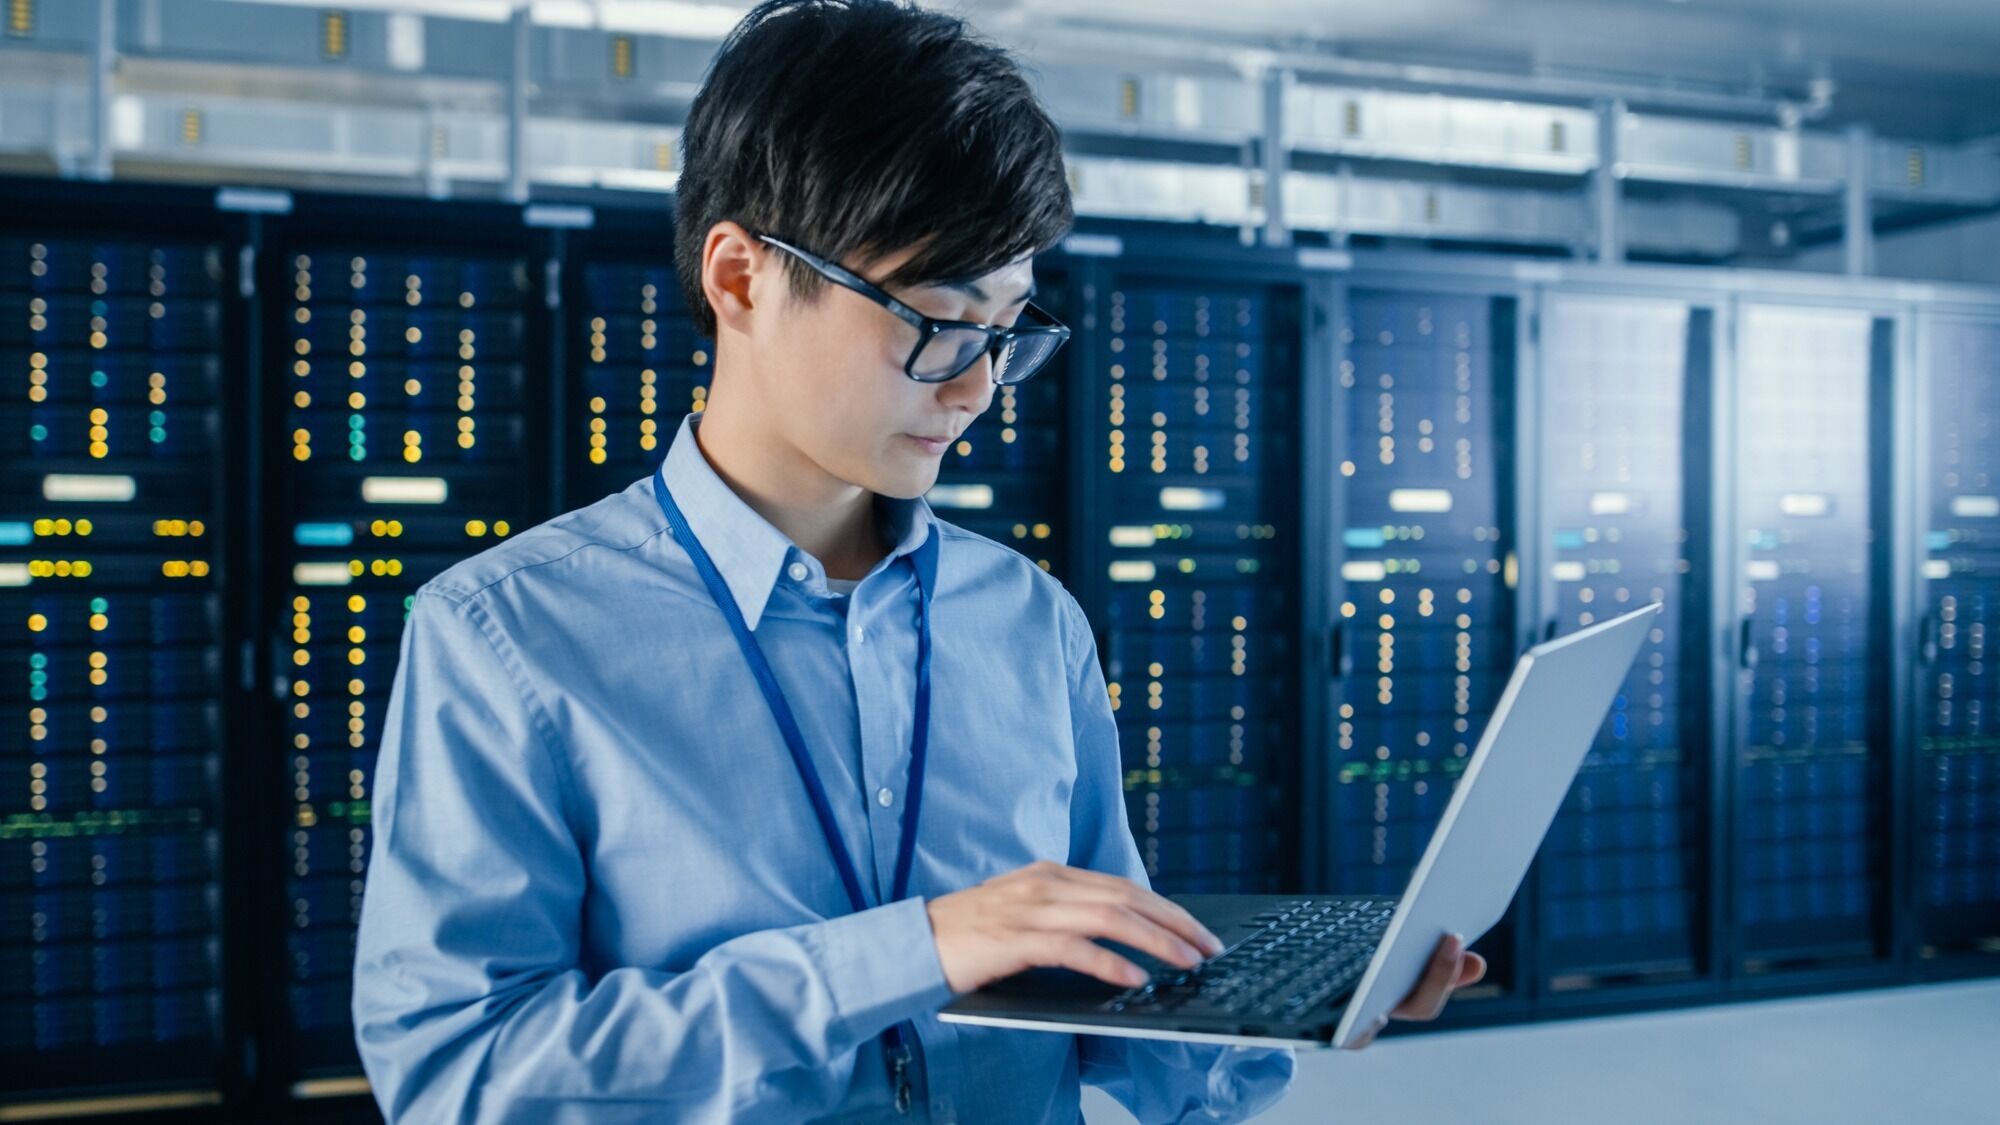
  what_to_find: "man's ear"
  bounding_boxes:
[701,221,770,337]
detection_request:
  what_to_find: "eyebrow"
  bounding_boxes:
[942,278,1037,306]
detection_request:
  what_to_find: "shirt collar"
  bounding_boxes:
[656,411,937,631]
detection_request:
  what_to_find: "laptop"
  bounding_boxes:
[939,602,1663,1049]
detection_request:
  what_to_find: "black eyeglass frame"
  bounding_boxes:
[753,231,1071,385]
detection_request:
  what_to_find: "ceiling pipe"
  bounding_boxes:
[999,19,1835,125]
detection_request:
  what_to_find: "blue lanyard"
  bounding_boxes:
[652,465,934,1112]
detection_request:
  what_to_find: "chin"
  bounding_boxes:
[867,460,942,501]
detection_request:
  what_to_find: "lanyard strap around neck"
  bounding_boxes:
[651,465,936,914]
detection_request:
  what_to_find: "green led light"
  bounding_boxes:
[90,371,108,388]
[149,411,165,425]
[349,448,365,461]
[30,653,48,668]
[29,424,47,441]
[90,598,107,612]
[150,428,166,442]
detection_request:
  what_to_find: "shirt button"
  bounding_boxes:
[852,625,866,643]
[787,562,809,582]
[877,787,895,807]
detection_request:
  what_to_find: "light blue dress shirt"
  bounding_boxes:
[351,410,1296,1123]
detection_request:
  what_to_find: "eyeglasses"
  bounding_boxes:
[754,232,1070,386]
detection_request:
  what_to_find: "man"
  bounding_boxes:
[351,1,1485,1121]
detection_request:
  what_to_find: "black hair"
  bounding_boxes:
[673,0,1073,339]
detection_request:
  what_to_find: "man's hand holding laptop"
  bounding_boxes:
[926,859,1486,1049]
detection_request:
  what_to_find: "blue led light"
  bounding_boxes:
[90,597,107,613]
[0,522,30,545]
[91,370,109,388]
[1342,528,1386,549]
[295,522,356,547]
[29,424,46,442]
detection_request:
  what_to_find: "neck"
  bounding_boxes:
[691,395,885,581]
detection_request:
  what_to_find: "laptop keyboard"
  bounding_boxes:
[1098,898,1398,1022]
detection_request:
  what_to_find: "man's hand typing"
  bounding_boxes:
[924,860,1224,994]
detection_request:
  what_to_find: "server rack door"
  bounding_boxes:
[1730,304,1891,969]
[271,241,542,1080]
[566,260,711,507]
[1914,314,2000,958]
[1328,287,1519,1000]
[0,229,230,1104]
[1535,293,1712,991]
[1091,271,1301,895]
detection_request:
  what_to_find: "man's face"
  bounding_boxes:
[747,239,1037,500]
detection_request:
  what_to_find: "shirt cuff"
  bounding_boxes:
[812,895,956,1041]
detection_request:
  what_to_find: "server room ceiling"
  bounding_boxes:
[228,0,2000,140]
[983,0,2000,142]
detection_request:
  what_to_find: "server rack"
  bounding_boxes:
[1532,292,1713,994]
[1314,267,1528,1019]
[1726,302,1896,976]
[1050,243,1307,896]
[248,193,559,1108]
[556,207,705,511]
[1912,312,2000,962]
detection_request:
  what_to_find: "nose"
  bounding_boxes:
[934,349,998,415]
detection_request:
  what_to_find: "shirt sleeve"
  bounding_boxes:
[1058,595,1298,1124]
[351,588,955,1123]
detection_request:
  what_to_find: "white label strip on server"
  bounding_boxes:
[1108,561,1158,583]
[293,563,356,587]
[1340,561,1387,583]
[925,484,994,510]
[1950,495,2000,519]
[1388,488,1453,513]
[1158,487,1226,512]
[42,474,137,502]
[361,476,449,504]
[1588,491,1635,516]
[1745,559,1782,581]
[0,563,32,587]
[1109,525,1158,548]
[1778,493,1831,517]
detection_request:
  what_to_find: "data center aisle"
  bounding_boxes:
[1083,979,2000,1125]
